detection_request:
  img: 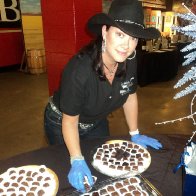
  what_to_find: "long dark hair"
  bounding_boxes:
[78,33,126,80]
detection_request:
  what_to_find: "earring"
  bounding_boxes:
[127,50,136,60]
[102,39,106,53]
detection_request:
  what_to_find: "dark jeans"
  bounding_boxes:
[44,103,110,145]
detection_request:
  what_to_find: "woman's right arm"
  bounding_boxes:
[62,113,93,192]
[62,113,81,157]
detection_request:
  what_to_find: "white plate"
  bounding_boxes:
[91,140,151,177]
[0,165,59,196]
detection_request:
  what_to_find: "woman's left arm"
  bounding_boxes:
[123,93,162,149]
[123,92,138,132]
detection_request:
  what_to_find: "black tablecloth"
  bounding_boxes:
[137,49,179,87]
[0,134,192,195]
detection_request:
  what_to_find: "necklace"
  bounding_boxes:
[103,62,118,77]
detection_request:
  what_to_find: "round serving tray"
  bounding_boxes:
[91,140,151,177]
[0,165,59,196]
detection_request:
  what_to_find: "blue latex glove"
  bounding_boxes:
[131,134,162,149]
[68,159,93,193]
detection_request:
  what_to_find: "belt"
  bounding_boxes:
[49,97,62,116]
[48,97,94,129]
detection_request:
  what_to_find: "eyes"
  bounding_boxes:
[131,37,138,41]
[115,31,138,41]
[116,32,124,38]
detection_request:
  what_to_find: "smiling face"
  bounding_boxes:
[102,25,138,65]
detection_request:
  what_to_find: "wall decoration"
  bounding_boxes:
[165,15,172,22]
[146,15,150,22]
[20,0,44,50]
[0,0,21,28]
[0,0,24,68]
[20,0,41,15]
[151,15,156,22]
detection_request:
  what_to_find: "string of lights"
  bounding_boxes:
[156,2,196,144]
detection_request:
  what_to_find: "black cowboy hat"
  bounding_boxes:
[87,0,160,39]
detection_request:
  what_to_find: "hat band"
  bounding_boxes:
[114,19,144,29]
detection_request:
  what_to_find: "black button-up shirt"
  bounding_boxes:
[53,53,137,123]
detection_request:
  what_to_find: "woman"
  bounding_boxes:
[44,0,162,192]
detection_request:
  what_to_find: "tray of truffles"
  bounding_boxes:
[91,140,151,177]
[80,175,162,196]
[0,165,59,196]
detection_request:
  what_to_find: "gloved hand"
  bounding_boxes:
[131,134,162,149]
[68,159,93,193]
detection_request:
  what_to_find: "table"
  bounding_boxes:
[0,134,192,195]
[137,49,179,87]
